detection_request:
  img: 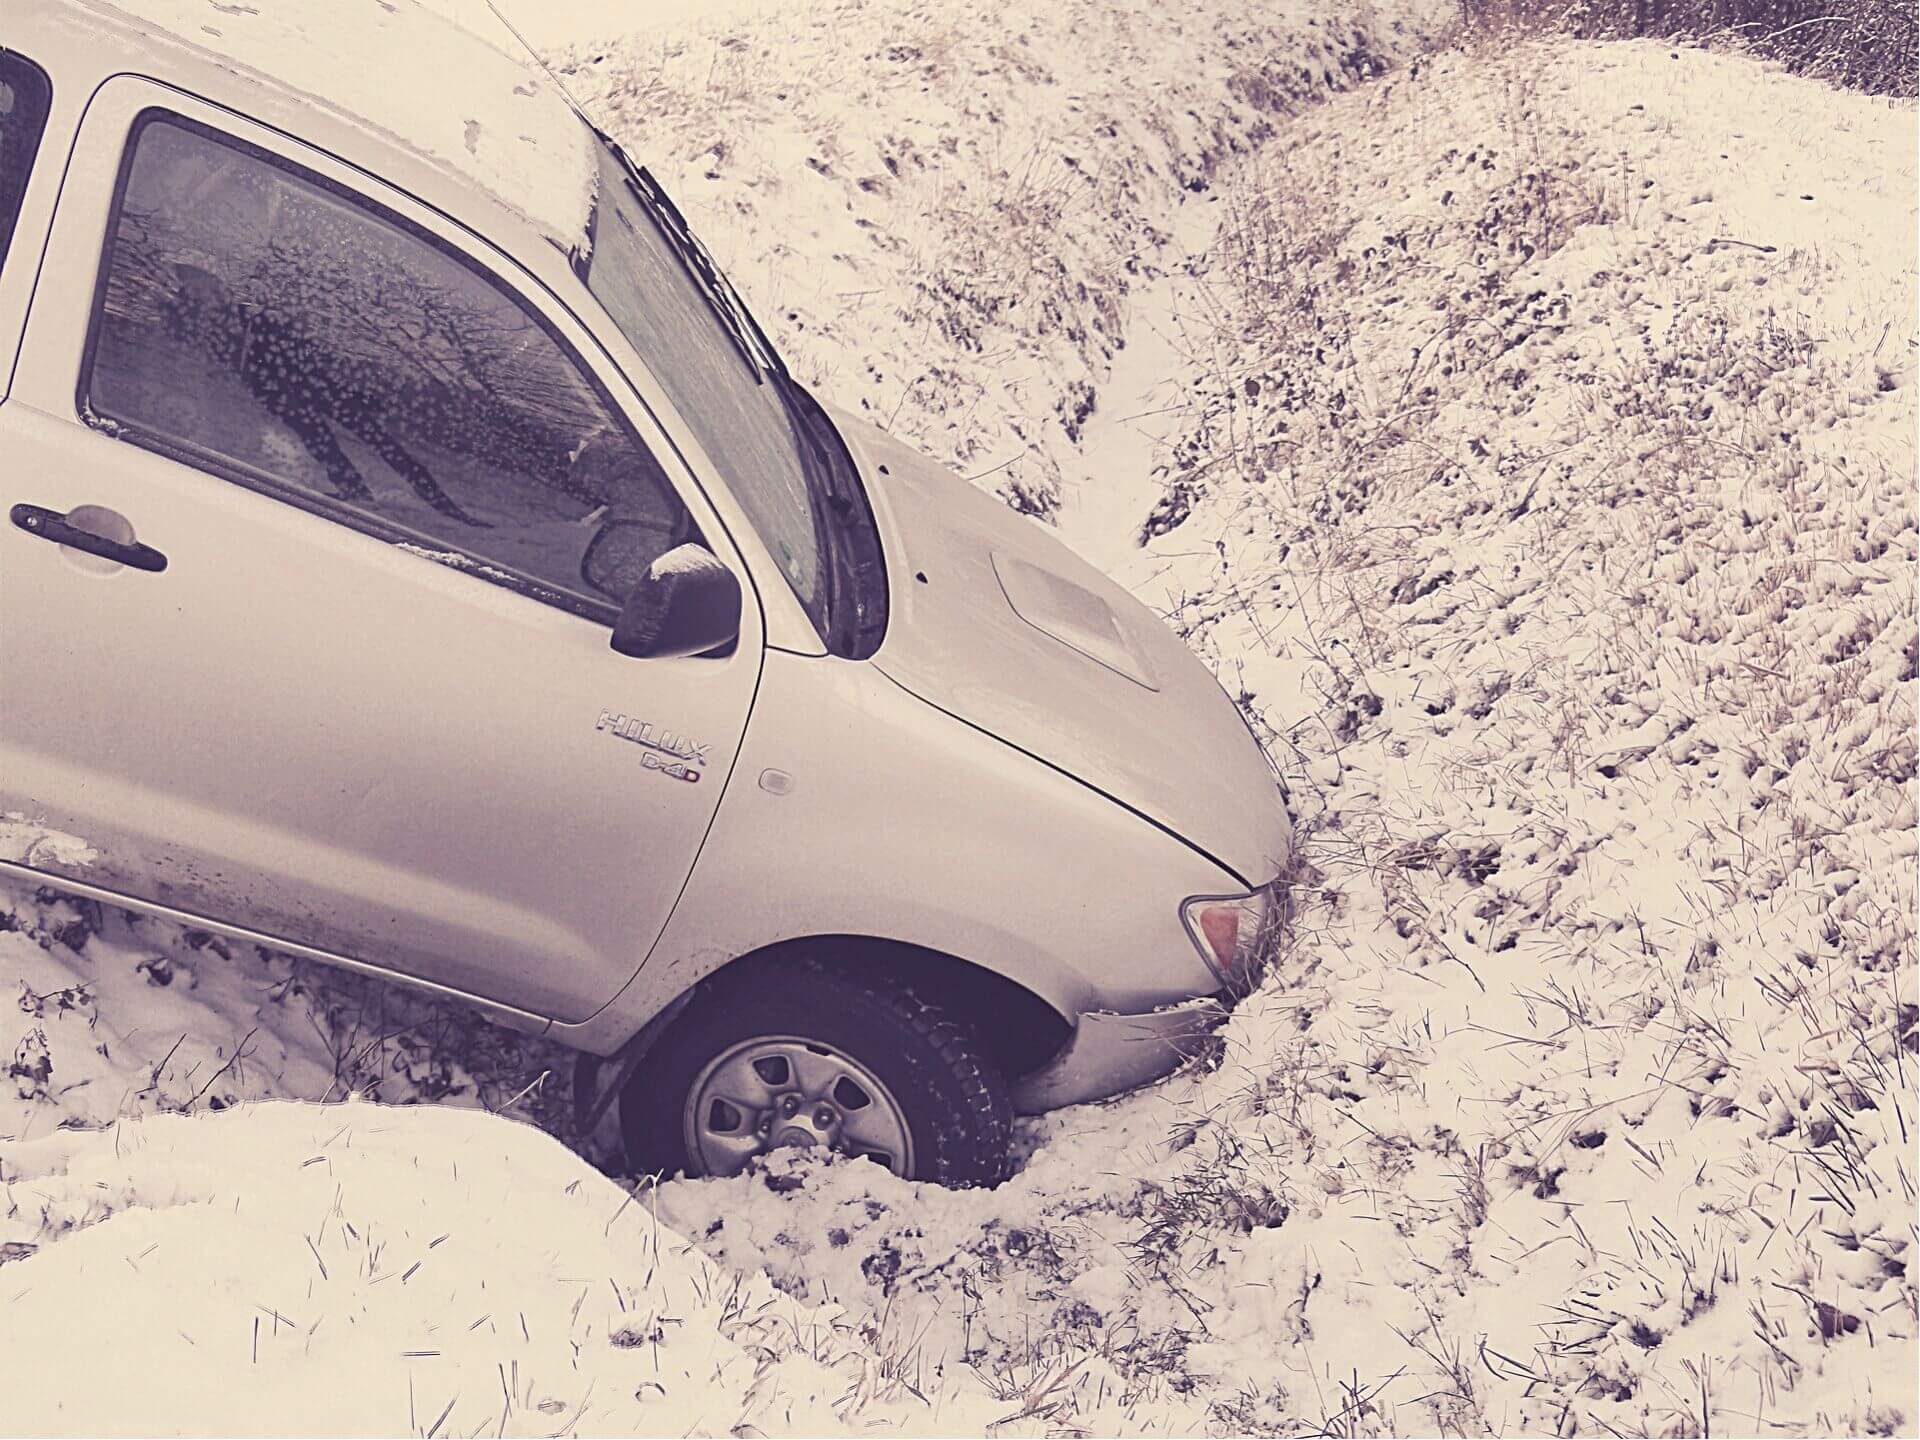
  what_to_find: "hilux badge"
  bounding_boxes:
[596,710,707,783]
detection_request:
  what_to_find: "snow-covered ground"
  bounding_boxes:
[556,0,1436,517]
[4,3,1915,1435]
[0,1102,1019,1435]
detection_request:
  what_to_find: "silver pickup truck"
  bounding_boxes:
[0,0,1291,1186]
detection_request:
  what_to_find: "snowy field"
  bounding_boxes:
[3,1,1915,1434]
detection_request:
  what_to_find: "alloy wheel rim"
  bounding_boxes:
[683,1035,914,1179]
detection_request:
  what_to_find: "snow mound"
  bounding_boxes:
[2,884,582,1151]
[1107,37,1918,1434]
[0,1102,1007,1435]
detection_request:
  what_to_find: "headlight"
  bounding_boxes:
[1181,886,1279,993]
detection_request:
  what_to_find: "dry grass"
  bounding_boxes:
[558,0,1432,523]
[1457,0,1918,95]
[1105,35,1916,1432]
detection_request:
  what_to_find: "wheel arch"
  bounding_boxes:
[571,933,1074,1144]
[699,934,1074,1080]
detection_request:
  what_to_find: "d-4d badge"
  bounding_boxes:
[596,710,707,783]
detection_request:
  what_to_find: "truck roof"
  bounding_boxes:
[47,0,599,251]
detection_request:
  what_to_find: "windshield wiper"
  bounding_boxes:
[762,369,839,498]
[591,127,852,515]
[594,127,786,386]
[589,128,879,649]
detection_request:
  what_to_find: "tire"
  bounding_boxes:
[620,955,1012,1188]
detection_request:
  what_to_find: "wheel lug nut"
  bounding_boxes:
[780,1094,802,1117]
[813,1104,837,1129]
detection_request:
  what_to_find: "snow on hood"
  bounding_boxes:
[0,1103,1014,1434]
[83,0,598,248]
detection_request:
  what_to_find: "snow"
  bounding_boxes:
[3,4,1915,1435]
[496,0,785,50]
[647,541,724,578]
[0,816,99,870]
[556,0,1442,521]
[83,0,597,247]
[394,542,522,585]
[592,30,1917,1434]
[0,1102,1011,1434]
[395,542,474,568]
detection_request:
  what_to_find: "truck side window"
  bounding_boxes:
[0,50,53,278]
[83,112,693,615]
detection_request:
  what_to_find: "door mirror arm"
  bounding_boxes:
[610,543,742,659]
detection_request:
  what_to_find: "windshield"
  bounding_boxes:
[581,139,886,657]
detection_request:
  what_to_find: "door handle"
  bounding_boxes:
[10,503,168,573]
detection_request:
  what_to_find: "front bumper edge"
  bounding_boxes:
[1009,993,1228,1115]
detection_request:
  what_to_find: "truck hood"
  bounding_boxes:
[832,409,1292,887]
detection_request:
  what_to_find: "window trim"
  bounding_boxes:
[77,106,687,626]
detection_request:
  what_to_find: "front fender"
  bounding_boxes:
[553,650,1232,1054]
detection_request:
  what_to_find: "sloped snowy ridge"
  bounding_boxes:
[1064,41,1919,1434]
[559,0,1436,519]
[4,7,1916,1436]
[615,33,1919,1435]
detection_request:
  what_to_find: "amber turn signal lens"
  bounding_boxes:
[1196,905,1243,970]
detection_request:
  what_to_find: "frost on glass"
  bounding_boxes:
[585,146,825,614]
[88,120,690,609]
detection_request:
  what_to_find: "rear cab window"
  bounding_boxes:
[81,109,697,619]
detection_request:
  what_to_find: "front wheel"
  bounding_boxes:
[619,957,1013,1188]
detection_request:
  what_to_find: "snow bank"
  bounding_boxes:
[627,36,1917,1437]
[1096,37,1918,1434]
[0,1102,1012,1435]
[2,879,590,1184]
[3,10,1911,1435]
[560,0,1447,519]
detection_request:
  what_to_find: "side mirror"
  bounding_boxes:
[608,543,741,659]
